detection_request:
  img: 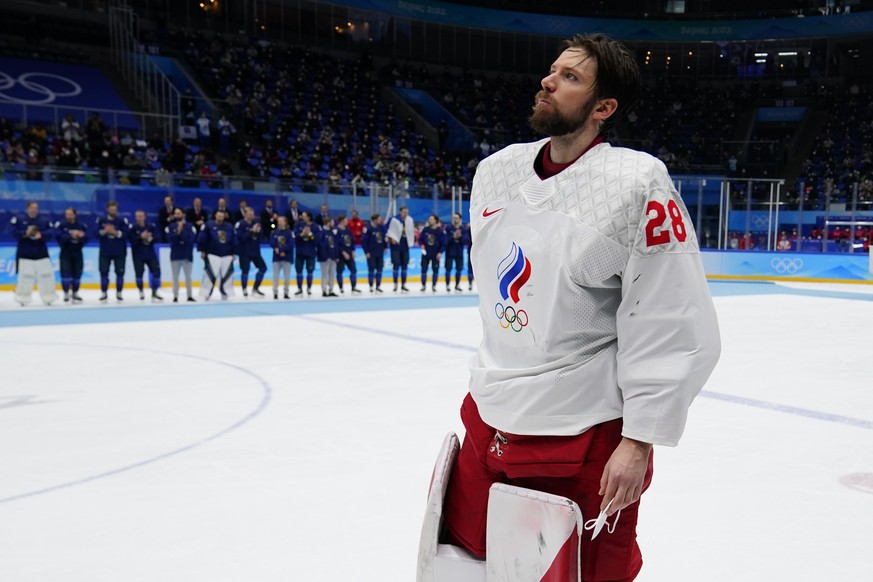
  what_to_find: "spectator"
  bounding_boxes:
[166,207,197,303]
[11,201,57,306]
[186,197,209,231]
[157,195,177,242]
[260,199,278,240]
[347,209,365,245]
[315,204,331,227]
[213,197,230,219]
[217,115,235,155]
[285,199,301,225]
[196,112,212,148]
[61,114,82,143]
[233,199,249,223]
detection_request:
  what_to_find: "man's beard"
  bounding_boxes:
[528,90,596,137]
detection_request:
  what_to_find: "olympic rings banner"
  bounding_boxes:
[700,250,873,282]
[0,57,133,126]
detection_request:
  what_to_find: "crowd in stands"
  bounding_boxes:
[171,30,479,196]
[4,29,873,257]
[0,113,234,184]
[798,84,873,210]
[615,77,740,172]
[386,61,540,157]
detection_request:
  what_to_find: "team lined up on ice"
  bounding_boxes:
[9,200,475,306]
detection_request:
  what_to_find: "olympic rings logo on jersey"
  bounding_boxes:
[0,71,82,105]
[494,242,533,332]
[770,257,803,273]
[494,302,529,333]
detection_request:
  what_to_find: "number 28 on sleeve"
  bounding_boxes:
[644,199,687,247]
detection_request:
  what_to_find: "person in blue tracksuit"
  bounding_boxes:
[443,212,469,293]
[166,207,197,302]
[270,215,295,299]
[316,216,339,297]
[95,200,129,303]
[335,215,361,294]
[361,213,387,293]
[129,209,164,302]
[197,209,237,300]
[293,211,320,296]
[11,201,58,306]
[55,207,89,303]
[419,214,446,293]
[235,206,267,297]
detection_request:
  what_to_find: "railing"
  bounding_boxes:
[2,104,178,141]
[108,0,180,141]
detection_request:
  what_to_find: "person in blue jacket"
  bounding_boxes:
[55,206,89,303]
[316,216,339,297]
[270,215,295,299]
[335,215,361,294]
[419,214,446,293]
[361,213,387,293]
[129,209,164,302]
[443,212,469,293]
[11,201,58,306]
[235,206,267,297]
[166,207,197,303]
[95,200,129,303]
[197,209,237,300]
[294,211,320,296]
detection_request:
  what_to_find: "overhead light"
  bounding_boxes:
[778,51,798,56]
[754,52,768,57]
[756,58,767,63]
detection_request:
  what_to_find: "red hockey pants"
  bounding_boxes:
[443,393,654,582]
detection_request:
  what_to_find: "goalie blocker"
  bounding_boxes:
[417,432,586,582]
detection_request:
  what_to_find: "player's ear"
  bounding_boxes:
[592,98,618,122]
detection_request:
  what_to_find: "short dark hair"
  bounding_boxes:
[337,214,347,223]
[560,33,641,134]
[106,200,118,209]
[371,213,380,221]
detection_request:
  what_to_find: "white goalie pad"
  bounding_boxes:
[417,432,486,582]
[486,484,584,582]
[417,435,584,582]
[15,258,58,305]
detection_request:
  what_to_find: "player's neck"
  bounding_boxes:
[548,124,601,165]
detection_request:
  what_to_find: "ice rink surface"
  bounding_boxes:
[1,280,872,581]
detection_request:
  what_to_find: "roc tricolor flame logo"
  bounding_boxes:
[494,242,531,332]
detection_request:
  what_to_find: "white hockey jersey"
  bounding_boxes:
[468,139,721,446]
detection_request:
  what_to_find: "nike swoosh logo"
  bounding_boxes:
[482,207,505,218]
